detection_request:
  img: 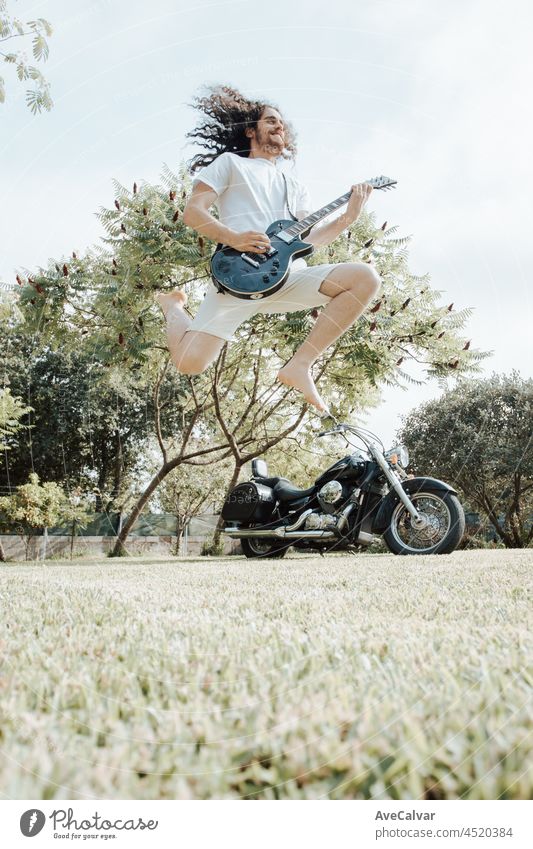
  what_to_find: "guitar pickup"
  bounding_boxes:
[264,246,278,257]
[276,231,295,244]
[241,253,261,268]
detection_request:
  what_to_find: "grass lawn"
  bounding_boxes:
[0,549,532,800]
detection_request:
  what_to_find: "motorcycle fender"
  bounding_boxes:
[371,477,458,534]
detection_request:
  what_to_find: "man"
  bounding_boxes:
[157,85,380,413]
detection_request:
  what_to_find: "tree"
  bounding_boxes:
[0,329,158,510]
[157,455,232,555]
[0,385,31,560]
[57,489,93,560]
[0,385,30,451]
[10,165,488,554]
[0,472,91,560]
[398,373,533,548]
[0,1,53,113]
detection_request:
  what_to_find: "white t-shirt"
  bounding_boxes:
[191,152,313,269]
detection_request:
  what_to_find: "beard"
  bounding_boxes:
[256,126,284,155]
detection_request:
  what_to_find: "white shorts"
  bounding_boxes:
[189,262,337,342]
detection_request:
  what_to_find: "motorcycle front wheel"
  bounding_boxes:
[240,537,289,559]
[383,490,465,555]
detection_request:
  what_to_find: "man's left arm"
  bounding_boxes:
[301,182,373,249]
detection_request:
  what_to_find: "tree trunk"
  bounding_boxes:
[173,502,183,556]
[476,494,515,548]
[109,428,123,505]
[0,538,6,562]
[70,519,76,560]
[508,508,524,548]
[95,437,108,513]
[212,461,242,548]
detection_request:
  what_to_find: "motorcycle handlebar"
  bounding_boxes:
[317,421,385,454]
[318,426,345,437]
[318,422,375,444]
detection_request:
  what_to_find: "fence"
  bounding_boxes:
[0,513,236,559]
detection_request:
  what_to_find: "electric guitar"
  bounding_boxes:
[210,175,397,299]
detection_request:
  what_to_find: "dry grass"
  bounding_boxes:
[0,549,532,799]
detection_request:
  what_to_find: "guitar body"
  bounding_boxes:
[210,219,314,300]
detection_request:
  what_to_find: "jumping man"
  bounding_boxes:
[157,85,380,413]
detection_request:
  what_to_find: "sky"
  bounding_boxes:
[1,0,532,446]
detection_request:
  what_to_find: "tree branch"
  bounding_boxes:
[212,346,241,461]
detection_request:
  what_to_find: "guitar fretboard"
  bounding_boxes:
[283,191,353,238]
[281,176,396,239]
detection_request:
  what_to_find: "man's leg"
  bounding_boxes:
[156,291,225,374]
[277,262,381,411]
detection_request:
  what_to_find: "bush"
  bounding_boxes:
[200,535,225,557]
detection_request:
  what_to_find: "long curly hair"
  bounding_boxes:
[186,84,297,173]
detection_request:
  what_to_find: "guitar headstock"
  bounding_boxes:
[366,175,397,191]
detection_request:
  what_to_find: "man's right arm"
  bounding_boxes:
[182,181,237,245]
[183,181,271,254]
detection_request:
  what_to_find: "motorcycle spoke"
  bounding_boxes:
[392,493,451,552]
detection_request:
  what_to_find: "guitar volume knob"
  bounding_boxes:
[262,274,270,282]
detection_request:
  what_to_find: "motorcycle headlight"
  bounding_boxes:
[386,445,409,468]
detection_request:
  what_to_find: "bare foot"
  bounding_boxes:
[156,288,187,318]
[277,360,327,412]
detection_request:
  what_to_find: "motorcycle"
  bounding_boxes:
[222,421,465,557]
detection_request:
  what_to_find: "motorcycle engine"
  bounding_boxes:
[304,512,338,530]
[317,480,343,514]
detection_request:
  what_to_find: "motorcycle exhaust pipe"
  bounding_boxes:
[223,526,336,540]
[356,531,374,545]
[281,530,336,540]
[223,509,313,539]
[224,526,375,543]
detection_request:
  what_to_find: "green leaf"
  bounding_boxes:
[32,33,49,62]
[28,66,44,83]
[0,17,12,38]
[16,62,29,81]
[38,18,53,37]
[27,18,53,37]
[25,88,42,114]
[25,87,52,114]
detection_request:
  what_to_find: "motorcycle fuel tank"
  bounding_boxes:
[314,455,366,487]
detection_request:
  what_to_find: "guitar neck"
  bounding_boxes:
[280,176,396,240]
[282,191,352,239]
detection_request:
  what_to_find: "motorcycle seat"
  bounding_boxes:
[274,479,316,503]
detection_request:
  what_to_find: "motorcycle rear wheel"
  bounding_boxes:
[383,490,465,555]
[240,537,289,559]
